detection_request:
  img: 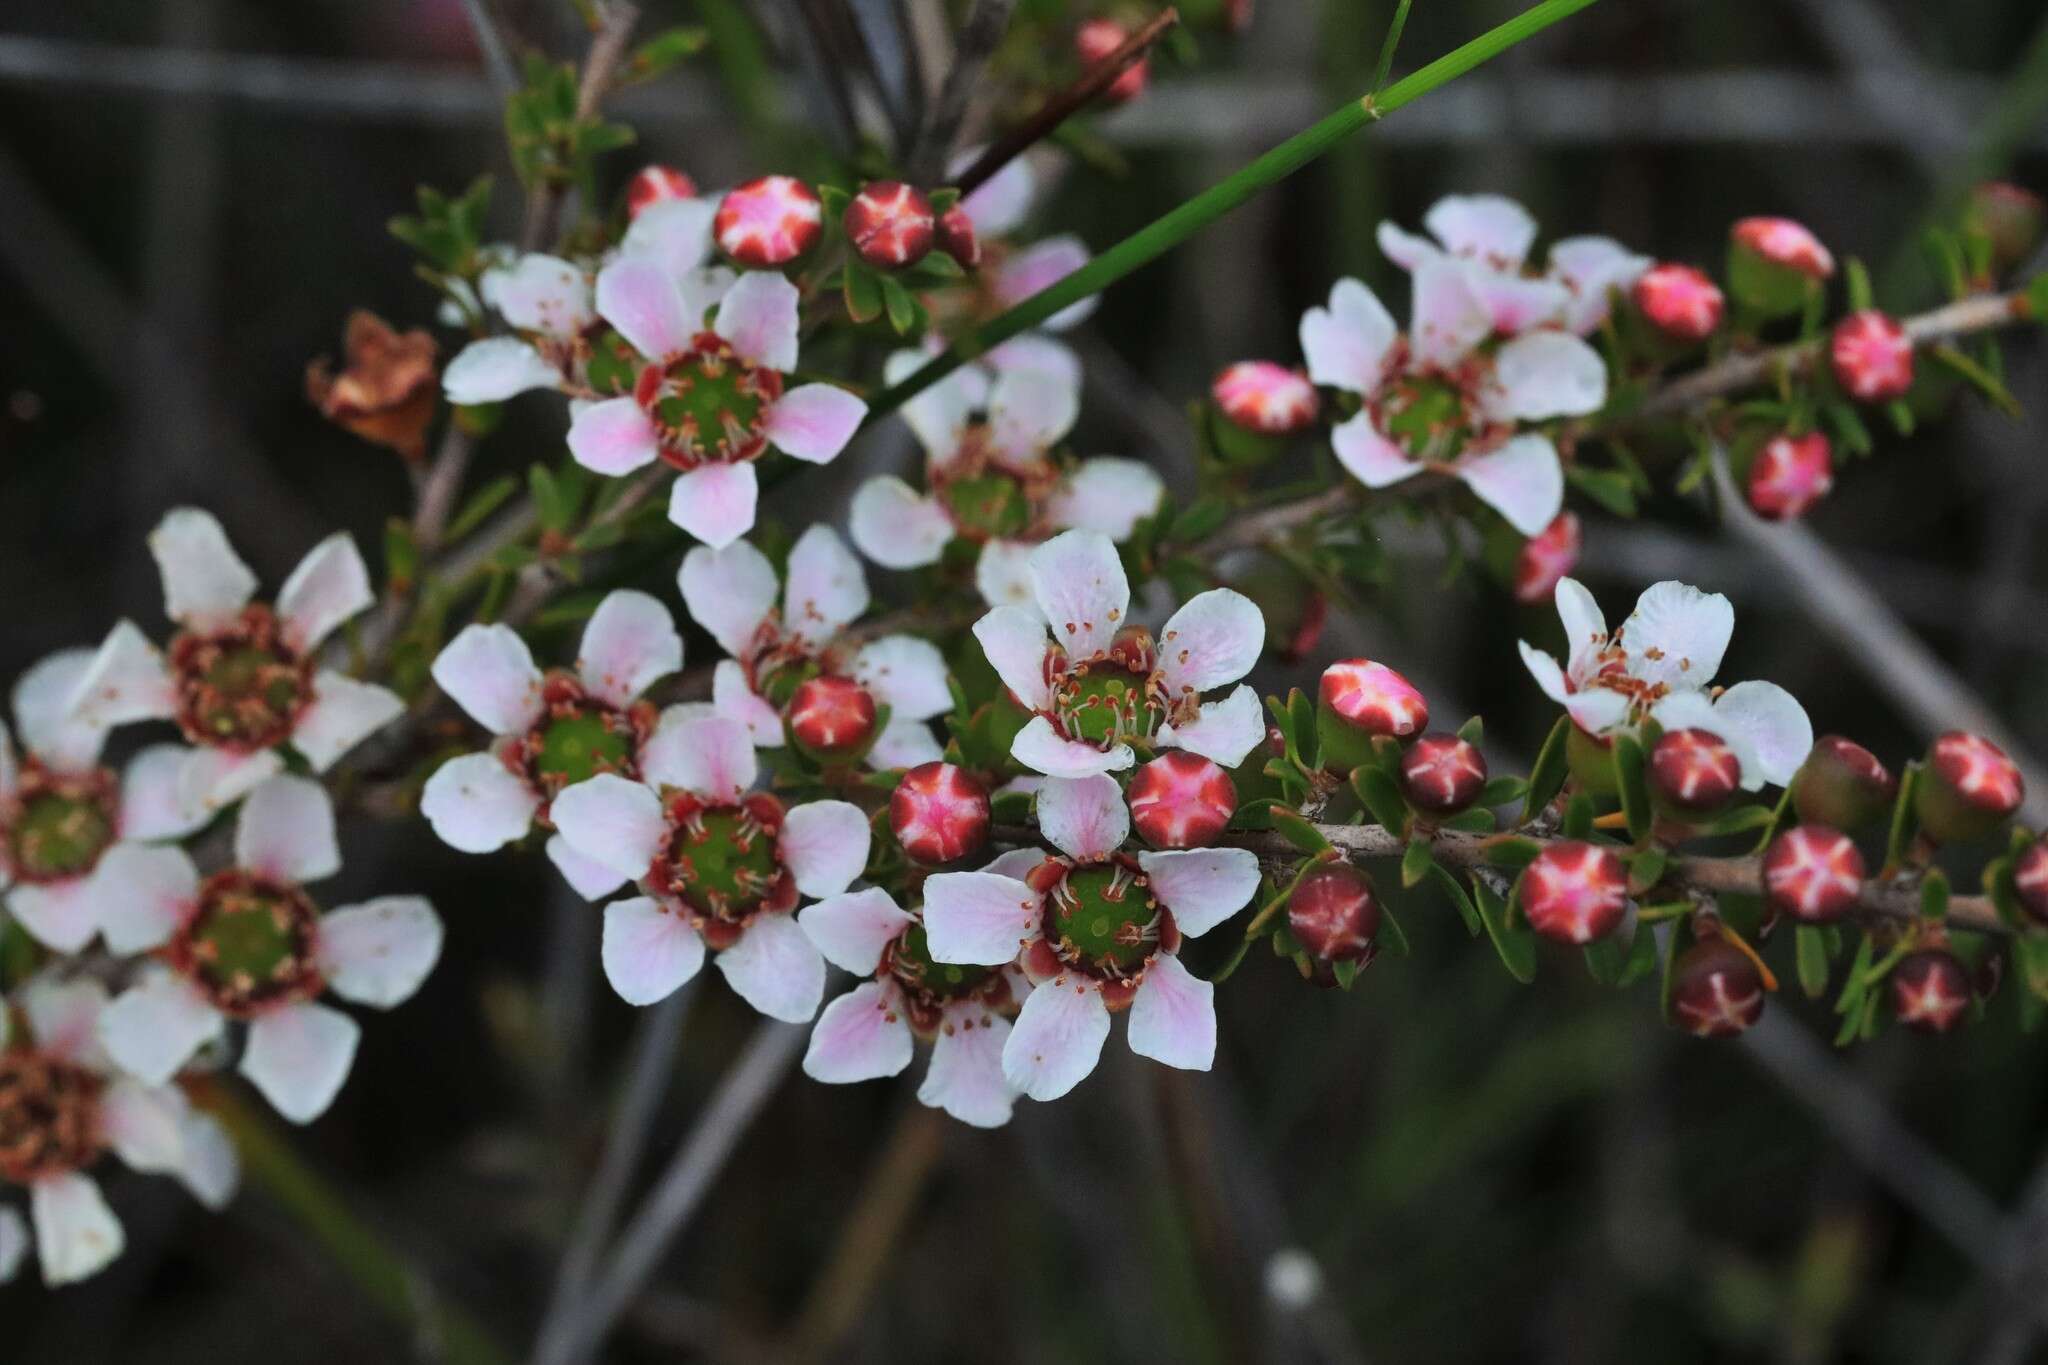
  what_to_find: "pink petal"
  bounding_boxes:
[233,775,340,884]
[1422,193,1537,269]
[994,236,1096,330]
[803,981,914,1083]
[98,969,224,1086]
[149,508,256,628]
[783,525,870,647]
[568,396,663,476]
[1483,331,1608,422]
[1002,978,1110,1101]
[595,256,689,361]
[1126,953,1215,1070]
[443,337,561,404]
[1010,717,1132,778]
[641,712,757,799]
[277,533,374,654]
[1157,588,1262,695]
[1465,270,1569,335]
[317,895,443,1008]
[240,1002,360,1124]
[1035,773,1130,862]
[21,976,112,1066]
[1331,413,1421,489]
[779,799,871,898]
[420,750,540,853]
[430,623,544,735]
[852,636,952,720]
[799,886,915,974]
[1410,259,1493,371]
[602,896,706,1004]
[90,842,198,954]
[1155,685,1265,768]
[30,1173,123,1286]
[12,648,106,772]
[483,253,593,338]
[917,1004,1017,1127]
[1139,847,1260,938]
[577,590,682,708]
[70,622,176,729]
[712,660,784,746]
[714,913,825,1022]
[972,540,1036,609]
[1026,529,1129,660]
[5,878,101,954]
[678,539,780,656]
[551,773,668,876]
[293,672,404,773]
[921,870,1042,966]
[176,746,283,816]
[987,366,1079,462]
[98,1077,186,1174]
[971,606,1053,711]
[546,833,632,901]
[1044,457,1164,540]
[713,271,801,373]
[668,462,758,548]
[763,384,867,465]
[1457,435,1564,537]
[1299,277,1397,395]
[1619,581,1735,691]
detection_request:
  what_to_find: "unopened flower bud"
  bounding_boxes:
[1128,751,1237,849]
[1830,310,1914,403]
[1076,19,1149,105]
[2013,840,2048,926]
[1213,361,1319,435]
[1286,864,1380,965]
[1916,731,2025,844]
[1648,727,1742,816]
[1964,182,2046,274]
[1316,660,1427,775]
[1891,948,1971,1034]
[1728,216,1834,317]
[1762,825,1865,924]
[1746,431,1833,521]
[1790,735,1897,831]
[890,761,991,864]
[626,164,698,219]
[1670,938,1766,1038]
[1632,263,1724,342]
[1512,512,1582,605]
[935,206,981,270]
[714,175,823,267]
[1520,841,1628,944]
[788,675,877,757]
[844,181,937,270]
[1399,733,1487,815]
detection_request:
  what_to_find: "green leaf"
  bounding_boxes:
[879,273,920,336]
[843,262,884,325]
[445,475,519,543]
[1565,464,1637,517]
[1615,926,1659,988]
[1522,716,1570,825]
[1795,924,1832,999]
[1561,793,1595,839]
[1845,256,1874,312]
[627,25,710,81]
[1400,836,1434,889]
[1287,688,1317,770]
[1377,900,1411,957]
[1885,762,1922,870]
[989,789,1032,827]
[1699,804,1776,837]
[1477,775,1526,808]
[1455,715,1484,745]
[1351,765,1410,835]
[2026,272,2048,324]
[1483,836,1544,872]
[1627,847,1668,896]
[1920,868,1950,921]
[1612,733,1650,843]
[1440,807,1497,833]
[383,518,419,592]
[1472,876,1537,983]
[1168,495,1229,544]
[1427,862,1482,936]
[2014,935,2048,1002]
[529,463,572,532]
[1269,807,1332,854]
[1582,933,1626,985]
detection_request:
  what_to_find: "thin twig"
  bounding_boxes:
[908,0,1019,183]
[521,1,643,253]
[458,0,522,103]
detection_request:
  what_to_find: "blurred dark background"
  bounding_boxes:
[3,0,2048,1360]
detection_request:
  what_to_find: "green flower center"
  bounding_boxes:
[170,607,312,751]
[1047,863,1158,974]
[535,710,633,790]
[7,788,116,883]
[887,922,994,1001]
[1380,376,1471,461]
[667,808,783,921]
[172,872,324,1017]
[635,334,784,468]
[1053,662,1161,749]
[942,471,1032,541]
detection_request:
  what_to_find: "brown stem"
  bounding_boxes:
[521,0,642,253]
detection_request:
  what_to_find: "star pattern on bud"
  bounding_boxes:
[845,181,937,270]
[1632,263,1724,341]
[1747,432,1834,521]
[1929,731,2024,818]
[1762,825,1864,924]
[1891,949,1971,1034]
[1669,939,1765,1038]
[1127,751,1237,849]
[891,763,992,865]
[1399,733,1487,814]
[1286,865,1381,964]
[714,175,823,266]
[1648,727,1742,813]
[1520,841,1628,944]
[1830,310,1914,402]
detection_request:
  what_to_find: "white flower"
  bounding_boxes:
[550,715,871,1023]
[973,530,1266,777]
[68,509,403,814]
[1517,577,1813,788]
[419,590,684,899]
[95,775,443,1124]
[0,975,240,1287]
[920,774,1260,1101]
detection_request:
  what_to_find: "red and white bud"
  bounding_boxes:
[1512,512,1582,606]
[1830,310,1914,403]
[1731,217,1835,279]
[1286,864,1380,965]
[1648,727,1742,815]
[2011,840,2048,927]
[1746,432,1833,521]
[1669,938,1766,1038]
[890,761,992,864]
[1211,361,1320,435]
[1791,735,1897,831]
[1729,217,1834,317]
[1761,825,1865,924]
[1916,730,2025,844]
[1128,751,1237,849]
[1632,263,1725,342]
[626,164,698,219]
[1398,732,1488,815]
[844,181,937,271]
[714,175,824,267]
[788,675,878,757]
[1891,948,1971,1034]
[1316,658,1428,775]
[1076,19,1150,105]
[935,206,981,270]
[1965,182,2046,274]
[1520,841,1628,944]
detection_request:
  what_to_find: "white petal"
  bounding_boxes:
[763,384,867,464]
[175,1111,240,1210]
[715,914,825,1022]
[70,621,177,728]
[99,1077,187,1174]
[240,1002,361,1124]
[1712,680,1814,789]
[234,775,339,884]
[799,886,914,974]
[99,969,223,1085]
[567,396,662,476]
[1423,193,1537,268]
[21,976,111,1065]
[1011,716,1133,777]
[1484,331,1608,421]
[483,253,593,338]
[1410,259,1493,371]
[1036,773,1130,862]
[551,773,667,877]
[177,746,285,817]
[713,270,802,372]
[12,649,106,771]
[865,718,943,770]
[1155,685,1265,768]
[293,672,404,772]
[669,462,759,548]
[1376,219,1443,272]
[986,334,1082,388]
[578,590,682,707]
[955,149,1035,235]
[318,896,443,1008]
[1027,529,1129,660]
[420,751,539,853]
[849,477,954,570]
[678,539,779,657]
[1465,270,1569,335]
[601,897,706,1005]
[1620,581,1735,691]
[0,720,14,805]
[917,1006,1017,1127]
[91,842,198,954]
[1300,277,1398,395]
[149,508,256,627]
[443,337,561,403]
[1548,236,1652,335]
[1158,589,1263,695]
[973,540,1038,609]
[546,833,631,901]
[1140,847,1261,938]
[431,623,544,735]
[922,870,1041,965]
[853,636,952,720]
[675,266,738,330]
[31,1173,123,1287]
[595,255,689,361]
[712,661,783,746]
[1554,576,1610,684]
[1045,458,1164,540]
[1332,413,1421,489]
[987,366,1080,461]
[993,235,1096,330]
[889,354,985,458]
[1518,642,1572,705]
[277,533,374,654]
[641,712,756,799]
[779,799,871,898]
[803,981,914,1082]
[1003,979,1110,1102]
[1458,435,1564,536]
[618,198,718,279]
[0,1207,26,1283]
[1126,953,1216,1070]
[784,525,870,646]
[119,744,210,841]
[6,879,101,954]
[972,607,1053,711]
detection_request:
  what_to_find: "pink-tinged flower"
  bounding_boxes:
[852,347,1162,608]
[2011,840,2048,926]
[442,253,598,405]
[551,716,870,1022]
[1519,577,1812,788]
[679,528,950,770]
[1127,751,1237,849]
[1320,659,1428,741]
[0,975,238,1287]
[0,651,208,953]
[1075,19,1149,105]
[1378,195,1651,336]
[974,530,1265,776]
[420,590,683,898]
[96,775,443,1124]
[1791,734,1897,831]
[845,181,936,270]
[713,175,823,267]
[891,762,992,865]
[627,164,698,219]
[1746,432,1833,522]
[1916,731,2024,843]
[1212,361,1319,434]
[1513,511,1582,605]
[1761,825,1863,924]
[798,885,1025,1127]
[1731,217,1835,280]
[1647,727,1741,813]
[1891,949,1969,1034]
[71,510,403,814]
[1399,733,1487,814]
[1298,272,1597,535]
[922,774,1260,1099]
[1830,311,1914,403]
[1286,864,1380,964]
[1669,939,1764,1038]
[566,236,866,546]
[1631,263,1724,342]
[1519,840,1627,944]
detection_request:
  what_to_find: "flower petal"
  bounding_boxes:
[1548,236,1652,335]
[234,775,340,884]
[618,198,718,280]
[292,672,404,772]
[1139,847,1261,938]
[70,622,176,729]
[317,896,443,1008]
[552,773,667,877]
[175,1110,239,1211]
[973,539,1037,609]
[987,366,1080,461]
[779,799,871,899]
[1332,413,1422,489]
[12,649,106,771]
[1300,277,1398,395]
[567,396,662,476]
[1466,270,1569,335]
[578,589,682,708]
[709,661,781,747]
[1423,193,1537,268]
[994,235,1096,330]
[240,1001,361,1124]
[1044,458,1164,540]
[149,508,256,627]
[1011,716,1133,777]
[420,750,539,854]
[922,870,1041,965]
[1126,953,1216,1070]
[1410,259,1493,371]
[763,384,867,464]
[21,976,111,1066]
[99,1077,189,1175]
[91,842,198,954]
[1518,641,1571,705]
[177,747,284,816]
[1158,589,1263,695]
[1003,979,1110,1102]
[987,335,1082,389]
[595,255,689,361]
[853,636,951,720]
[714,270,801,372]
[546,833,631,901]
[1712,680,1814,789]
[917,1004,1017,1127]
[954,149,1035,235]
[866,718,944,770]
[6,879,101,954]
[1554,577,1609,682]
[972,606,1053,711]
[1036,773,1130,862]
[1375,219,1442,271]
[642,712,757,799]
[678,539,780,657]
[1620,581,1735,691]
[443,337,561,403]
[799,886,914,974]
[803,981,914,1083]
[601,897,705,1005]
[1483,331,1607,422]
[277,533,374,654]
[0,1207,24,1283]
[887,349,987,458]
[669,462,759,548]
[1027,529,1129,660]
[715,914,825,1022]
[784,526,870,647]
[1154,685,1264,768]
[483,253,593,338]
[849,477,954,570]
[431,623,544,735]
[99,968,224,1086]
[1457,434,1563,536]
[31,1173,123,1287]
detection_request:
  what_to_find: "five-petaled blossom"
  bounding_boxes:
[420,590,684,899]
[0,975,238,1287]
[1,650,208,953]
[71,509,404,814]
[973,529,1266,776]
[851,347,1162,607]
[551,715,871,1022]
[680,527,951,768]
[921,774,1259,1100]
[798,882,1028,1127]
[94,776,444,1123]
[1518,578,1812,789]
